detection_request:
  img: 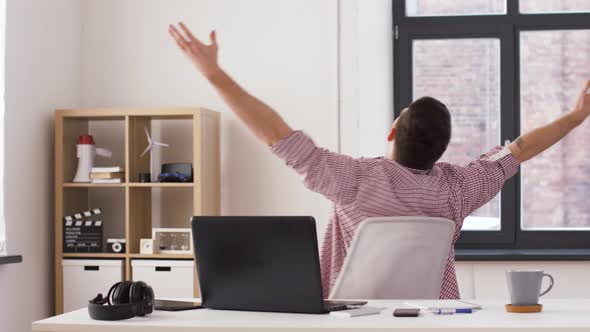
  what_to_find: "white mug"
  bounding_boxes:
[506,270,554,306]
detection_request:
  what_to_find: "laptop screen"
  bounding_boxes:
[191,216,326,314]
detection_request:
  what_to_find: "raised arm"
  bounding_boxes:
[169,23,292,146]
[509,81,590,163]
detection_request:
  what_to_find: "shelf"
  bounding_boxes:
[55,108,220,314]
[57,108,208,119]
[128,183,194,188]
[0,255,22,265]
[63,253,125,259]
[63,183,193,188]
[62,253,193,259]
[128,253,194,260]
[63,183,125,188]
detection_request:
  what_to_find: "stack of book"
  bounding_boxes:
[91,167,125,184]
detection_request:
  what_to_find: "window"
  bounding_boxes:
[406,0,506,16]
[393,0,590,249]
[520,30,590,231]
[519,0,590,13]
[412,38,501,231]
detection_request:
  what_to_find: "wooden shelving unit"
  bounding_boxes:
[54,108,220,314]
[127,253,195,259]
[62,183,194,188]
[62,253,126,259]
[128,182,195,188]
[63,183,126,188]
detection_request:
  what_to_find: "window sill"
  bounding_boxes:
[0,255,22,265]
[455,249,590,261]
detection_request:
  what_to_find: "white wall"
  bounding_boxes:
[80,0,337,234]
[456,261,590,300]
[77,0,394,233]
[339,0,393,157]
[0,1,81,332]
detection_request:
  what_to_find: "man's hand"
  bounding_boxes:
[168,22,292,145]
[571,80,590,124]
[509,80,590,163]
[169,23,221,81]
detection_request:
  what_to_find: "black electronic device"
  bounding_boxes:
[107,239,126,253]
[139,173,151,183]
[393,308,420,317]
[159,163,192,182]
[154,299,203,311]
[191,216,367,314]
[157,172,191,183]
[88,281,154,321]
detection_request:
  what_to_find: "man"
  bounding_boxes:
[169,23,590,299]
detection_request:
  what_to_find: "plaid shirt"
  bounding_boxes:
[272,130,519,299]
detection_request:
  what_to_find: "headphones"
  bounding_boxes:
[88,281,154,320]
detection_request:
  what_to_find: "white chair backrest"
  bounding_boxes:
[329,216,455,300]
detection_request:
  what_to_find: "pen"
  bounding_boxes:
[431,308,473,315]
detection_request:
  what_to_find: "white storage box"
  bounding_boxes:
[132,260,195,299]
[62,259,124,312]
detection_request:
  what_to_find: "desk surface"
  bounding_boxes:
[32,299,590,332]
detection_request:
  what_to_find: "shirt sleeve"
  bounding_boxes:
[271,130,362,205]
[454,145,520,218]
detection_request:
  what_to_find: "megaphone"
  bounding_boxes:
[72,135,113,183]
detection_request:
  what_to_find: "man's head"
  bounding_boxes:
[387,97,451,170]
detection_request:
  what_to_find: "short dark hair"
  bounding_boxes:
[394,96,451,170]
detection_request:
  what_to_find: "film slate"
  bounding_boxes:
[63,208,103,253]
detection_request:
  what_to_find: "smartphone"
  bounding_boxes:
[393,308,420,317]
[154,299,203,311]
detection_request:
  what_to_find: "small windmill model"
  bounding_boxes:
[141,127,169,182]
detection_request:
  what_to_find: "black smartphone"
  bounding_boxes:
[393,308,420,317]
[154,299,203,311]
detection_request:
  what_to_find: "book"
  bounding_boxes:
[91,166,123,173]
[91,178,122,184]
[90,172,125,180]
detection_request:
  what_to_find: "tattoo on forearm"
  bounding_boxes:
[515,137,525,150]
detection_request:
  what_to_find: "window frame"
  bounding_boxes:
[393,0,590,250]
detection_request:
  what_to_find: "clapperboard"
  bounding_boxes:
[63,208,103,253]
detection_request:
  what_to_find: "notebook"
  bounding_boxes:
[404,300,482,310]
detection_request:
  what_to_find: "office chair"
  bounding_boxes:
[329,216,455,299]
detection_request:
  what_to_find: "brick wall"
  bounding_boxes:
[409,0,590,228]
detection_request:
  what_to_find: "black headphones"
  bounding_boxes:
[88,281,154,320]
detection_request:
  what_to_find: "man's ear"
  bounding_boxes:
[387,127,396,142]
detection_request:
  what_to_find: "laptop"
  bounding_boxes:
[191,216,366,314]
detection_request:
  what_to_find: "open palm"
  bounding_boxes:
[574,80,590,120]
[169,22,220,80]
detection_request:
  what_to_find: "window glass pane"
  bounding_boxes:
[406,0,506,16]
[520,0,590,13]
[413,39,501,231]
[520,30,590,230]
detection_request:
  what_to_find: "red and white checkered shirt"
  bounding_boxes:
[272,130,519,299]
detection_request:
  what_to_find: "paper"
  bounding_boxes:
[404,300,482,310]
[330,306,385,318]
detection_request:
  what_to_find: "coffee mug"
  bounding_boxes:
[506,270,554,306]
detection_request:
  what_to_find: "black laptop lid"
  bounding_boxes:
[191,216,326,314]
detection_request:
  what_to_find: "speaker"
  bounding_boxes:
[88,281,154,320]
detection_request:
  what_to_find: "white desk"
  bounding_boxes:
[32,299,590,332]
